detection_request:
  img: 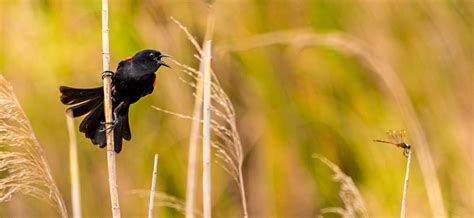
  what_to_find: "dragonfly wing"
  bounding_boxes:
[386,130,396,143]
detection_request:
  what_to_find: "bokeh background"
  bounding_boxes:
[0,0,472,217]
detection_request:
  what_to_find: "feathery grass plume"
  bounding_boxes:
[153,17,248,217]
[220,30,445,217]
[0,74,67,217]
[313,154,368,218]
[130,189,203,217]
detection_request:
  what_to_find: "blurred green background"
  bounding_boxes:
[0,0,472,217]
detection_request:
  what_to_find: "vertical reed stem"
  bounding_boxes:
[401,150,412,218]
[101,0,120,217]
[201,6,215,218]
[202,40,212,218]
[66,113,82,218]
[148,154,159,218]
[185,60,203,218]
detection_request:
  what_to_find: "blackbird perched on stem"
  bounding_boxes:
[60,49,171,153]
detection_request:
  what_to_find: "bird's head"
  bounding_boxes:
[131,49,171,72]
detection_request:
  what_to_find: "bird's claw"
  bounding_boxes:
[99,120,118,133]
[99,116,118,133]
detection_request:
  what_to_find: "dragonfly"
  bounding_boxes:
[374,130,412,157]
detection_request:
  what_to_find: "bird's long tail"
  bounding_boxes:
[60,86,104,116]
[59,86,129,153]
[60,86,106,146]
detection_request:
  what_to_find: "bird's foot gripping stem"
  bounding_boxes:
[102,70,114,79]
[99,112,118,133]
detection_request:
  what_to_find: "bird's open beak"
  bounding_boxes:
[157,53,172,68]
[159,53,172,59]
[157,60,170,68]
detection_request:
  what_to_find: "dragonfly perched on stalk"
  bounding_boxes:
[374,130,412,157]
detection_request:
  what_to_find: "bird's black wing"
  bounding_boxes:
[116,58,130,71]
[143,74,156,96]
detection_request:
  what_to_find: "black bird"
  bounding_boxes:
[59,49,171,153]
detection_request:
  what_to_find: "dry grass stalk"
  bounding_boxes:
[130,189,202,217]
[201,8,215,218]
[148,154,159,218]
[101,0,120,217]
[313,154,368,218]
[66,113,82,218]
[170,16,206,218]
[184,68,202,218]
[158,59,251,217]
[201,40,212,218]
[168,16,206,218]
[156,17,249,217]
[401,149,412,218]
[222,30,445,217]
[0,74,67,217]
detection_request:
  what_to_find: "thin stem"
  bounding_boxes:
[148,154,159,218]
[401,150,412,218]
[202,6,215,218]
[238,168,248,218]
[66,113,82,218]
[185,52,203,218]
[101,0,120,217]
[202,40,212,218]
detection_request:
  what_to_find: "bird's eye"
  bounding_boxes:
[149,53,155,57]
